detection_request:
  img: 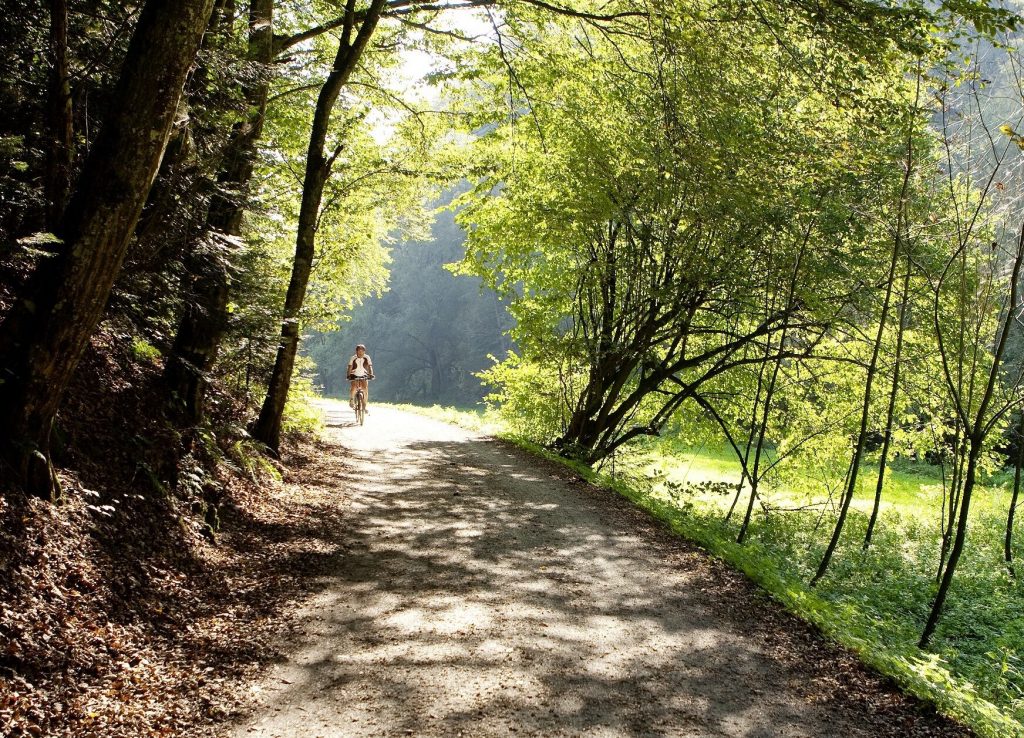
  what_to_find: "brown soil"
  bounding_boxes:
[223,402,972,738]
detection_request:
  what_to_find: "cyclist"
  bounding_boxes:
[347,344,374,412]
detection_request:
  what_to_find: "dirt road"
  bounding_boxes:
[226,402,968,738]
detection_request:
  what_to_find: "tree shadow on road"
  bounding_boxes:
[225,433,968,738]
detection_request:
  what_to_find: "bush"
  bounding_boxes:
[282,359,325,437]
[478,352,570,444]
[130,337,162,364]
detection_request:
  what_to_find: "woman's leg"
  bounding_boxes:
[355,378,368,412]
[349,381,356,407]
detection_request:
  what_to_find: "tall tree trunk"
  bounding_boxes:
[726,342,771,523]
[920,444,980,645]
[810,247,899,585]
[938,244,971,582]
[1005,412,1024,575]
[811,126,915,586]
[736,369,779,544]
[45,0,74,228]
[937,429,965,583]
[736,310,796,543]
[252,0,386,451]
[737,236,807,543]
[165,0,274,424]
[0,0,217,499]
[863,257,912,548]
[920,220,1024,647]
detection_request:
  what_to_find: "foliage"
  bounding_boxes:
[130,337,162,365]
[623,449,1024,737]
[2,0,1024,732]
[451,0,947,462]
[441,0,1024,658]
[281,359,326,438]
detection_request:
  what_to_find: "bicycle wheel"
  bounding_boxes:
[356,391,365,425]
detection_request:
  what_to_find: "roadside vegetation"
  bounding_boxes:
[405,3,1024,734]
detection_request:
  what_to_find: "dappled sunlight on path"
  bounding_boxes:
[226,404,944,737]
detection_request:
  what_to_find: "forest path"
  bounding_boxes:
[226,402,966,738]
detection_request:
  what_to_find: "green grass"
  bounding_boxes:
[643,439,1014,519]
[383,402,506,435]
[130,337,162,364]
[393,402,1024,738]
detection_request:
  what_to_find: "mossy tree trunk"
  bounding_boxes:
[0,0,217,499]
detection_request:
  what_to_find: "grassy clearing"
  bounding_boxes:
[393,402,1024,738]
[645,440,1014,519]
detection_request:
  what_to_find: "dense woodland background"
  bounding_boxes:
[3,0,1024,735]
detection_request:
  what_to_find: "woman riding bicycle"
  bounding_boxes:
[347,344,374,412]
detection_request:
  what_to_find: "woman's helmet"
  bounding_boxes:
[356,344,366,351]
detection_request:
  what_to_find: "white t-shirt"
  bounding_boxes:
[349,354,372,378]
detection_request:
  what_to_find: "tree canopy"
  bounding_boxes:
[2,0,1024,731]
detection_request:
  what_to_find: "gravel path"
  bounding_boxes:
[226,402,969,738]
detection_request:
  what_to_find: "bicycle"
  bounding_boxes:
[351,376,372,426]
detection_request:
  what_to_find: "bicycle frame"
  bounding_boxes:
[351,377,370,425]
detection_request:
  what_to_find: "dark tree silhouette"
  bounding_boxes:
[0,0,217,498]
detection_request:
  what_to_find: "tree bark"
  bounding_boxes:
[920,220,1024,647]
[252,0,387,451]
[165,0,275,424]
[0,0,217,499]
[863,257,912,548]
[45,0,74,229]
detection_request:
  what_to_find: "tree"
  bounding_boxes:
[164,0,276,425]
[251,0,646,450]
[252,0,389,450]
[455,1,923,463]
[862,254,913,549]
[812,72,924,584]
[44,0,73,229]
[920,219,1024,646]
[0,0,217,498]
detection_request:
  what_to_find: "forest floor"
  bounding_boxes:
[222,401,973,738]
